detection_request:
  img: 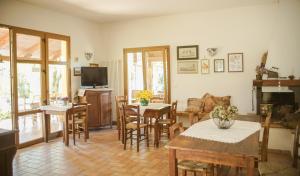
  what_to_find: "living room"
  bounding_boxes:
[0,0,300,175]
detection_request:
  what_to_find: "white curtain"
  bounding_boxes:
[98,59,123,121]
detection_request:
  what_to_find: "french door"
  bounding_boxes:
[0,25,70,147]
[124,46,170,103]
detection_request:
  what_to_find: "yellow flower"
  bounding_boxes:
[135,90,153,100]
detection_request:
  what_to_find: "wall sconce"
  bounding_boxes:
[85,52,94,61]
[207,48,218,57]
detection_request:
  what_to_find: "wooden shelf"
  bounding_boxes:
[253,79,300,87]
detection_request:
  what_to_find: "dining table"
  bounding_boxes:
[132,103,171,148]
[40,104,73,146]
[167,115,261,176]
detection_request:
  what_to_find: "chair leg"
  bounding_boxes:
[150,119,152,133]
[193,171,196,176]
[182,170,187,176]
[137,128,140,152]
[73,125,76,145]
[124,129,127,150]
[130,130,133,146]
[146,126,149,147]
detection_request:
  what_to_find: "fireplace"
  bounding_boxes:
[253,80,300,124]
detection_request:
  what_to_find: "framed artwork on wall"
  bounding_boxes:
[228,53,243,72]
[177,45,199,60]
[177,61,198,74]
[200,59,210,74]
[73,67,81,76]
[214,59,225,72]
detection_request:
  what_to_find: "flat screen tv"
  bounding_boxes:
[81,67,108,87]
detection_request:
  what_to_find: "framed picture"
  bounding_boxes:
[177,61,198,74]
[201,59,210,74]
[177,45,199,60]
[73,67,81,76]
[228,53,243,72]
[214,59,225,72]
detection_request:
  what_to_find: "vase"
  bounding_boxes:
[140,98,149,106]
[212,117,235,129]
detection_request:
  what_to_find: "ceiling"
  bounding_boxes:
[19,0,276,23]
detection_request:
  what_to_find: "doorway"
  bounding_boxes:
[123,46,170,103]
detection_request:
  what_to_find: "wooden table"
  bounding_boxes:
[136,103,171,148]
[168,115,260,176]
[40,104,72,146]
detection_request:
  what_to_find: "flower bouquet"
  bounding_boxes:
[135,90,153,106]
[210,105,238,129]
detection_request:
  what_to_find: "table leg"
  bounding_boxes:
[42,113,50,143]
[169,149,178,176]
[64,111,69,146]
[154,115,159,148]
[246,158,255,176]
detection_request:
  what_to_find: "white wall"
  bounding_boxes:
[0,0,106,95]
[101,0,300,114]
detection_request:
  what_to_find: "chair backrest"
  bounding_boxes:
[150,97,165,103]
[261,112,272,162]
[122,105,141,127]
[292,119,300,168]
[169,122,185,140]
[170,101,178,123]
[70,103,88,121]
[115,96,128,120]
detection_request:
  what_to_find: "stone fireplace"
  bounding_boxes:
[253,80,300,124]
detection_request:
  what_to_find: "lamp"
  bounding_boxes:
[207,48,217,57]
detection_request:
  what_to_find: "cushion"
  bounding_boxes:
[185,98,204,113]
[203,96,216,113]
[213,96,231,107]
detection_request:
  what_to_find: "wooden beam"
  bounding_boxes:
[0,34,9,48]
[19,43,40,58]
[49,50,61,61]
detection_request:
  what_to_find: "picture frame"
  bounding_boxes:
[177,61,198,74]
[177,45,199,60]
[228,53,243,72]
[214,59,225,72]
[73,67,81,76]
[200,59,210,74]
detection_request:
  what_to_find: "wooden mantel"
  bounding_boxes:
[253,79,300,87]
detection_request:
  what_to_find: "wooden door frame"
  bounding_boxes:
[123,45,171,103]
[0,23,71,148]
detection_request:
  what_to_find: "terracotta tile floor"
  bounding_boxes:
[13,128,293,176]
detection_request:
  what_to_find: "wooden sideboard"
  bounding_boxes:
[0,129,17,176]
[84,89,112,129]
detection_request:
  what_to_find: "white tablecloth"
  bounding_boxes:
[181,119,261,143]
[40,104,72,112]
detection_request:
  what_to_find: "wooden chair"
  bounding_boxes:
[121,105,149,152]
[115,96,128,142]
[158,101,177,139]
[150,97,165,103]
[258,116,300,175]
[67,103,89,145]
[169,123,211,176]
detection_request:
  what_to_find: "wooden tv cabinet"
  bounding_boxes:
[82,89,112,129]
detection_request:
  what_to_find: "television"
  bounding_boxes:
[81,67,108,87]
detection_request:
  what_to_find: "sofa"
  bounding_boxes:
[184,93,231,125]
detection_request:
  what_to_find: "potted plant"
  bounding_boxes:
[210,105,238,129]
[135,90,153,106]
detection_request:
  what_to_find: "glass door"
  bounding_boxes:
[144,49,168,102]
[125,50,144,103]
[0,27,12,130]
[14,30,45,144]
[124,46,170,103]
[46,34,70,133]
